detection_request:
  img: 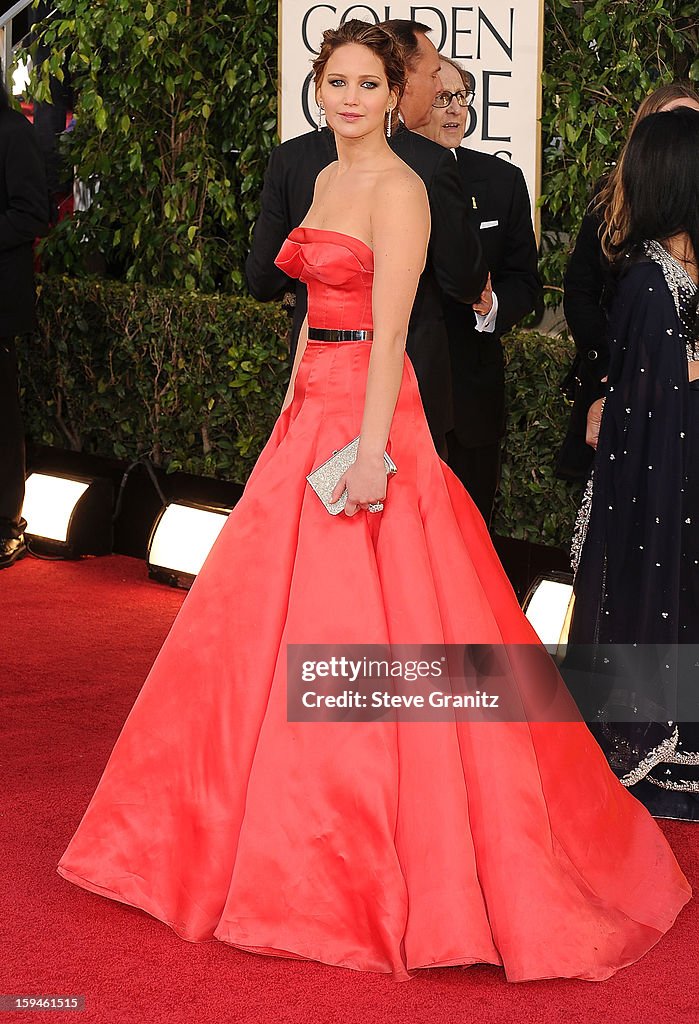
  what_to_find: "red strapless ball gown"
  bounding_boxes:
[58,228,691,982]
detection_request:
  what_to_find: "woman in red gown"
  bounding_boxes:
[58,21,691,981]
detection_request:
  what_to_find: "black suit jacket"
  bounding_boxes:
[245,127,488,444]
[556,205,612,479]
[0,108,49,337]
[563,207,611,384]
[443,148,541,447]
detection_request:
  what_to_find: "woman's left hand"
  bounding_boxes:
[331,456,387,517]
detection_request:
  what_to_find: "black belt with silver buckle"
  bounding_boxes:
[307,328,374,342]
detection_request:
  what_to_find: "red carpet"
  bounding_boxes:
[1,554,696,1024]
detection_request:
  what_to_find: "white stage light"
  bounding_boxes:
[23,474,89,542]
[12,57,31,97]
[523,572,575,653]
[22,472,113,556]
[147,502,230,588]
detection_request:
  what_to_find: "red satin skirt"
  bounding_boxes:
[58,341,691,981]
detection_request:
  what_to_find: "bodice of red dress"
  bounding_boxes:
[274,227,374,331]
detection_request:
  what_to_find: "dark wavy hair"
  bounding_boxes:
[615,108,699,264]
[312,20,407,134]
[616,107,699,339]
[594,81,699,258]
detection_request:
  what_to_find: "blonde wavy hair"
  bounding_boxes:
[593,82,699,261]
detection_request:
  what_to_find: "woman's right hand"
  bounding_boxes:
[586,397,606,450]
[331,456,388,517]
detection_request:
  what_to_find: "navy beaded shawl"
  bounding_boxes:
[571,255,693,645]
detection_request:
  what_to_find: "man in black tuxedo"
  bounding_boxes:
[245,21,488,453]
[0,74,50,569]
[416,56,542,523]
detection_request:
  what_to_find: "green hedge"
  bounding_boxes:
[25,0,278,292]
[18,275,580,551]
[495,329,581,548]
[21,275,290,480]
[540,1,699,304]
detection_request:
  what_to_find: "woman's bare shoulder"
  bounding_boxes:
[370,159,430,255]
[312,161,337,195]
[376,157,428,209]
[387,155,425,190]
[316,161,337,182]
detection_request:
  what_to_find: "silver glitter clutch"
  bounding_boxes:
[306,437,397,515]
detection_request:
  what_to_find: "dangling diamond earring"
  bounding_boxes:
[317,104,325,131]
[386,108,392,139]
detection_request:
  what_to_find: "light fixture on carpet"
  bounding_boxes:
[147,502,230,588]
[22,472,113,558]
[523,572,574,654]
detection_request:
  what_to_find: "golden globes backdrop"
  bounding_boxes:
[278,1,544,226]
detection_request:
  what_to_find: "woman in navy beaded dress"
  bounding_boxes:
[569,108,699,816]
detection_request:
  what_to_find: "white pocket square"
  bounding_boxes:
[480,220,499,229]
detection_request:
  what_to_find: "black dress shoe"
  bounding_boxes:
[0,536,27,569]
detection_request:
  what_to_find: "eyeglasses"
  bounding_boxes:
[433,89,474,108]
